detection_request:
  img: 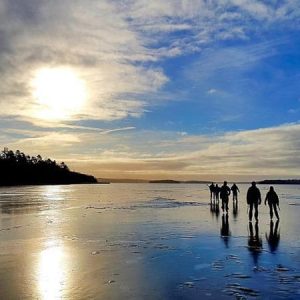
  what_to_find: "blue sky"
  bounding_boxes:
[0,0,300,180]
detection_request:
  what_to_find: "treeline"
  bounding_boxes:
[258,179,300,185]
[0,148,97,186]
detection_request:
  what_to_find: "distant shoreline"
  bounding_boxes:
[257,179,300,185]
[98,178,300,184]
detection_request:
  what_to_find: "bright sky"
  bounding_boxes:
[0,0,300,180]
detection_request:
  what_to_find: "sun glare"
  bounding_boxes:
[32,67,87,120]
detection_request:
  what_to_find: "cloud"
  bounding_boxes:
[207,88,217,94]
[1,0,299,125]
[188,39,285,80]
[0,0,167,123]
[4,122,298,180]
[97,122,300,179]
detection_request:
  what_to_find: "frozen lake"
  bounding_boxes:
[0,183,300,299]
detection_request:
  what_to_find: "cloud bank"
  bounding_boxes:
[2,122,300,180]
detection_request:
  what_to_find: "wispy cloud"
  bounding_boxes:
[207,88,217,94]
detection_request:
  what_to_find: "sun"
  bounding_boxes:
[32,67,87,120]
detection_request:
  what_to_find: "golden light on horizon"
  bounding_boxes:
[32,67,87,121]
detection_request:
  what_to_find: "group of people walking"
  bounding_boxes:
[208,181,280,221]
[209,181,240,212]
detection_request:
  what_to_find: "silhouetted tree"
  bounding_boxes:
[0,148,96,186]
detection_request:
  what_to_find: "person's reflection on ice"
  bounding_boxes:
[266,220,280,253]
[248,221,262,265]
[220,214,231,248]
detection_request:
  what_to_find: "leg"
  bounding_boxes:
[221,199,224,212]
[254,203,259,221]
[273,203,279,219]
[269,203,273,219]
[249,203,253,221]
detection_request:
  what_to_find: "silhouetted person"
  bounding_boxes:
[220,214,231,248]
[247,181,261,221]
[248,221,262,265]
[232,199,238,220]
[264,186,280,220]
[214,184,220,203]
[231,183,240,201]
[220,181,231,213]
[208,183,215,201]
[266,220,280,253]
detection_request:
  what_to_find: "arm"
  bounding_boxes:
[258,189,262,205]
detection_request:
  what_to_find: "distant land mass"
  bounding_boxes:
[258,179,300,184]
[98,178,300,185]
[98,178,148,183]
[149,180,212,184]
[99,178,212,184]
[0,148,97,186]
[149,180,181,184]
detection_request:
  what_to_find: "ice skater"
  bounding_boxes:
[231,183,240,201]
[220,181,231,213]
[208,182,215,201]
[264,186,280,220]
[246,181,261,222]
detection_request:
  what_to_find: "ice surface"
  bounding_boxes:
[0,183,300,299]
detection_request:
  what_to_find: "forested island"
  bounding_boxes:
[0,148,97,186]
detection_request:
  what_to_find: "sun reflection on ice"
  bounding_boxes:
[38,242,67,300]
[42,185,64,201]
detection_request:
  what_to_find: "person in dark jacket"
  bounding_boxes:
[208,183,215,201]
[220,181,231,212]
[264,186,280,219]
[247,181,261,221]
[231,183,240,201]
[215,184,220,203]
